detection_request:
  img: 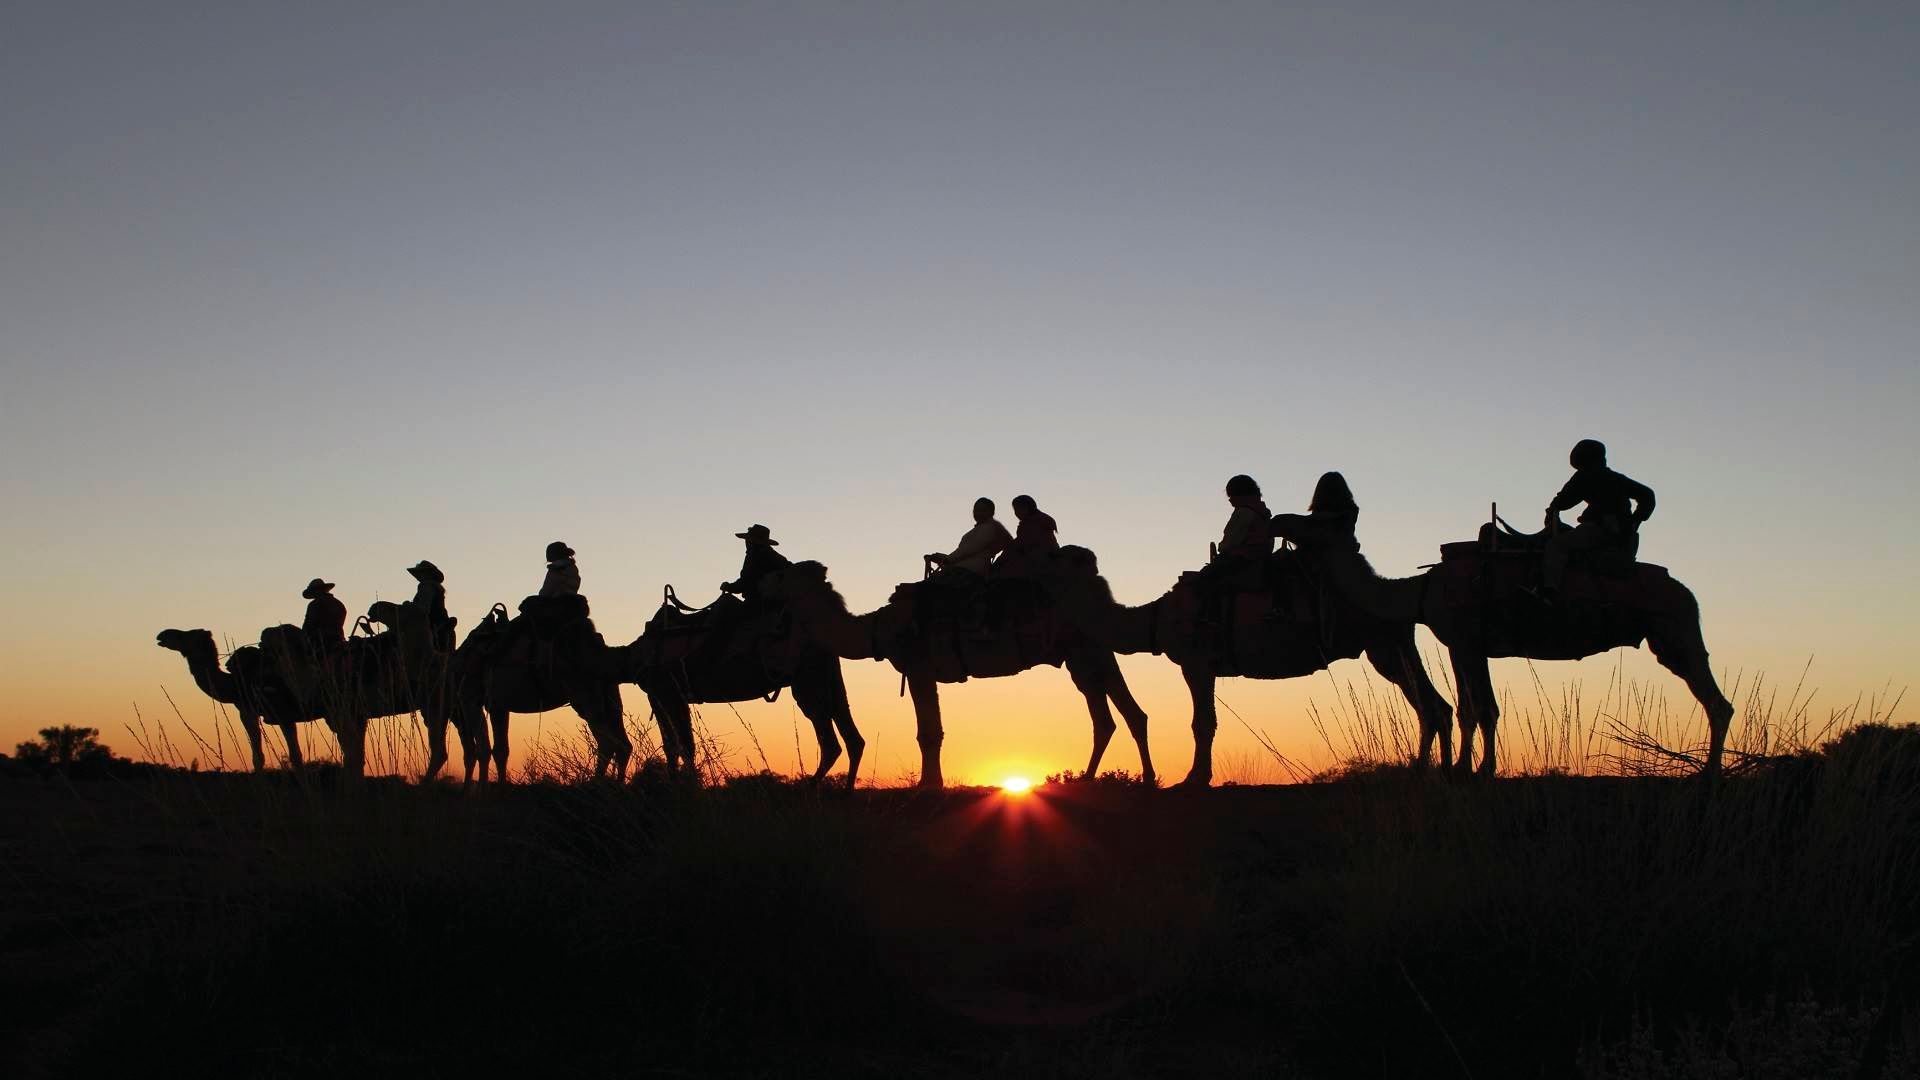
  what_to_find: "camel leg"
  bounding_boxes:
[1449,653,1497,778]
[1067,654,1118,780]
[604,685,632,782]
[584,696,614,781]
[1179,664,1216,788]
[422,706,449,784]
[1098,654,1154,786]
[791,673,843,783]
[1364,633,1455,771]
[577,683,623,781]
[279,721,304,769]
[456,704,485,786]
[1648,626,1736,779]
[338,715,367,780]
[489,706,511,785]
[653,695,691,774]
[827,661,865,791]
[835,702,865,791]
[906,669,944,789]
[241,713,267,772]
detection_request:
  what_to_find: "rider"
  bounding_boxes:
[540,541,581,597]
[407,560,453,650]
[1269,471,1361,554]
[301,577,347,651]
[692,524,796,670]
[1537,439,1655,601]
[927,497,1013,583]
[995,494,1059,578]
[1207,474,1272,588]
[719,524,792,609]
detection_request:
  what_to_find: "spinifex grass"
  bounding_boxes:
[7,710,1915,1078]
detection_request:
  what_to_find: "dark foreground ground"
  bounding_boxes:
[4,730,1918,1079]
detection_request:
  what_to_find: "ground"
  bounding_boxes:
[2,735,1916,1078]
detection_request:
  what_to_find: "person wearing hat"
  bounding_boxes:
[720,525,791,607]
[407,560,454,649]
[539,542,581,598]
[301,578,347,651]
[1536,439,1655,602]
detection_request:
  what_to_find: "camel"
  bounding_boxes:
[449,605,631,783]
[365,600,490,784]
[158,615,458,781]
[156,628,312,771]
[253,605,467,780]
[1041,546,1456,786]
[606,592,865,788]
[1307,536,1734,777]
[766,561,1153,789]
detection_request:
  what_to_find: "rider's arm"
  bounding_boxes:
[1546,473,1586,515]
[945,523,997,565]
[1626,477,1656,522]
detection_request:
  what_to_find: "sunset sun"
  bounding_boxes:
[1000,776,1033,795]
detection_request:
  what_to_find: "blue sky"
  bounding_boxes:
[3,2,1915,778]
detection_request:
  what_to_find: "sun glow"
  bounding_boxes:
[1000,776,1033,795]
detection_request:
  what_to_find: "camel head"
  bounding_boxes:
[366,600,403,628]
[156,628,216,656]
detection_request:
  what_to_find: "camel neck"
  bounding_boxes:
[1322,550,1427,624]
[186,642,239,703]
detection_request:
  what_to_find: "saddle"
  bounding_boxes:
[1440,519,1639,577]
[898,574,1049,637]
[1433,516,1665,658]
[638,589,790,685]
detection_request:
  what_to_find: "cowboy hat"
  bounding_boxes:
[734,524,779,546]
[407,560,444,583]
[302,578,335,599]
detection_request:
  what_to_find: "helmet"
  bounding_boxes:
[1569,439,1607,470]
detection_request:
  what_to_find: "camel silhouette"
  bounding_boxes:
[261,602,469,780]
[448,605,631,783]
[766,561,1153,789]
[607,592,865,788]
[1311,539,1734,777]
[156,628,312,771]
[1041,546,1455,785]
[158,608,472,782]
[364,599,489,784]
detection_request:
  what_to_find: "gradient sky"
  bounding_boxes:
[4,2,1915,782]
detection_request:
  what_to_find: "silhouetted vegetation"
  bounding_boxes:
[3,720,1915,1078]
[4,725,143,780]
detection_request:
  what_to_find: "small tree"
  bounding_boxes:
[14,725,115,768]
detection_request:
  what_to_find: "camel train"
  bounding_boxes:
[158,451,1735,787]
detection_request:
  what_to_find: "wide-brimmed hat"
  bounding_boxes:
[302,578,335,599]
[546,540,576,561]
[735,524,779,546]
[407,560,444,584]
